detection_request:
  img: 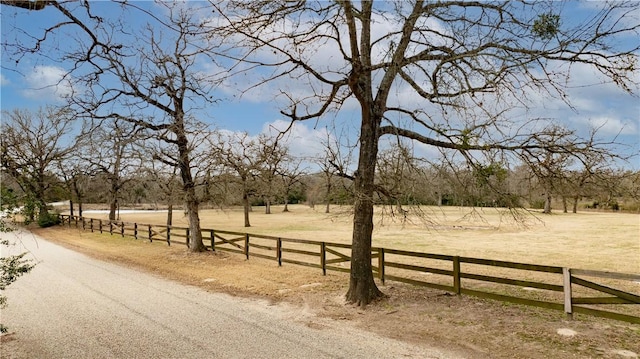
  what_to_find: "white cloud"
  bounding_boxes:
[261,119,331,159]
[585,116,638,136]
[0,74,9,86]
[210,118,333,160]
[21,65,73,101]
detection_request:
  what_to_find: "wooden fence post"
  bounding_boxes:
[90,218,94,232]
[82,217,85,230]
[244,234,249,260]
[120,222,125,237]
[320,242,326,276]
[453,256,461,295]
[134,223,138,239]
[74,216,78,228]
[109,221,113,235]
[148,225,152,242]
[167,225,171,244]
[378,247,385,284]
[563,267,573,320]
[277,238,282,266]
[210,230,215,252]
[185,228,189,247]
[99,220,103,234]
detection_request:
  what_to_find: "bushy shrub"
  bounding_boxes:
[610,202,620,211]
[21,197,37,225]
[37,211,61,228]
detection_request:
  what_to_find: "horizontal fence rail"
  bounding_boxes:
[58,214,640,324]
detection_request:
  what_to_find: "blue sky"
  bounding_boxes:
[1,1,639,168]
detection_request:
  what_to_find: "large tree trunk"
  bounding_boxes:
[109,199,117,221]
[265,197,271,214]
[177,128,205,252]
[73,182,83,217]
[184,191,204,251]
[572,196,579,214]
[108,179,118,221]
[543,192,552,214]
[325,181,331,214]
[345,111,384,306]
[242,191,251,227]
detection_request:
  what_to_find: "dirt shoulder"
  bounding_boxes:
[22,226,640,359]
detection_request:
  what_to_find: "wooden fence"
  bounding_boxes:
[59,214,640,324]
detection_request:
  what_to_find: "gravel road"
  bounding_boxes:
[1,230,461,359]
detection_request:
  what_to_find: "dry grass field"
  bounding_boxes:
[25,205,640,358]
[81,204,640,273]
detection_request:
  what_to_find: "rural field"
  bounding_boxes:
[26,204,640,358]
[80,204,640,273]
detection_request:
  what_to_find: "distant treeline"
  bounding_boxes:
[3,160,638,216]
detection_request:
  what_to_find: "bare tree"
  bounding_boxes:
[141,158,182,230]
[2,2,230,251]
[520,124,631,214]
[78,120,145,221]
[566,128,630,213]
[375,142,426,213]
[279,157,306,213]
[55,154,91,218]
[317,131,353,214]
[208,132,261,228]
[316,150,337,214]
[589,168,634,211]
[255,134,288,215]
[213,1,639,305]
[618,170,640,212]
[0,107,75,222]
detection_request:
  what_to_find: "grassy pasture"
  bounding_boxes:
[80,204,639,273]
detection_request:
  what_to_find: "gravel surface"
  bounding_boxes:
[1,229,461,359]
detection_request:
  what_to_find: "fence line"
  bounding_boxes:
[58,214,640,324]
